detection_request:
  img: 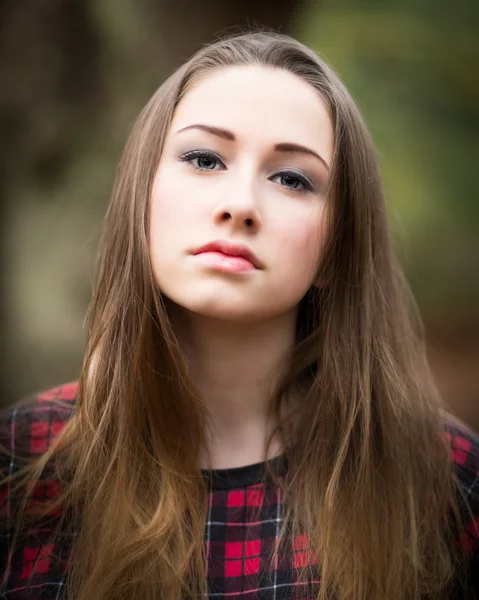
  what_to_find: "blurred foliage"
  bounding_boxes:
[298,0,479,320]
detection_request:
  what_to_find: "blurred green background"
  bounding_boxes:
[0,0,477,429]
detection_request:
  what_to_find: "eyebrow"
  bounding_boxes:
[175,123,330,170]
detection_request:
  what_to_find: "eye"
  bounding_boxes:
[270,171,315,194]
[179,150,225,171]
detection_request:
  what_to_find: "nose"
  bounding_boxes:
[212,178,262,233]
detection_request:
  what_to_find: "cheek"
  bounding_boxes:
[149,172,199,255]
[150,177,182,231]
[149,179,183,277]
[275,209,326,280]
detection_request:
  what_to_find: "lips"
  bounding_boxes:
[191,240,263,269]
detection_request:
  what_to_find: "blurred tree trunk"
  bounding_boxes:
[426,321,479,433]
[0,0,301,407]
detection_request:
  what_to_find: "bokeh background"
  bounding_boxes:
[0,0,477,429]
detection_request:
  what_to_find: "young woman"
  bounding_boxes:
[0,30,478,600]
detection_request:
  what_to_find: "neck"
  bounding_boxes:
[169,303,298,469]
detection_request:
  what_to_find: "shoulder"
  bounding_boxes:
[0,382,78,473]
[444,416,479,500]
[444,416,479,479]
[443,416,479,599]
[442,417,479,557]
[0,384,78,595]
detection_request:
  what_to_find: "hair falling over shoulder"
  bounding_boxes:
[0,29,476,600]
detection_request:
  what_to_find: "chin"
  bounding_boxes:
[188,303,267,323]
[166,296,277,323]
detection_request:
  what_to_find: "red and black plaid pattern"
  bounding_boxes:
[204,476,319,599]
[0,384,77,599]
[0,383,478,599]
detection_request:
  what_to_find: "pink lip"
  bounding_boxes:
[191,240,263,269]
[194,252,255,273]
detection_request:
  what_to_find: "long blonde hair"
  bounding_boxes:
[0,30,476,600]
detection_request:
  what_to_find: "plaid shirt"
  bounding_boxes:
[0,383,478,599]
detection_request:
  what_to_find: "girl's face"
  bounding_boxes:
[150,65,334,321]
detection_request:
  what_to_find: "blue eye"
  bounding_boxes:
[178,151,315,195]
[270,171,314,194]
[179,150,224,171]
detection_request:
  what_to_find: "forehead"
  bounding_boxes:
[169,65,334,161]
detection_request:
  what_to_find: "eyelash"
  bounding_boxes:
[178,150,316,194]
